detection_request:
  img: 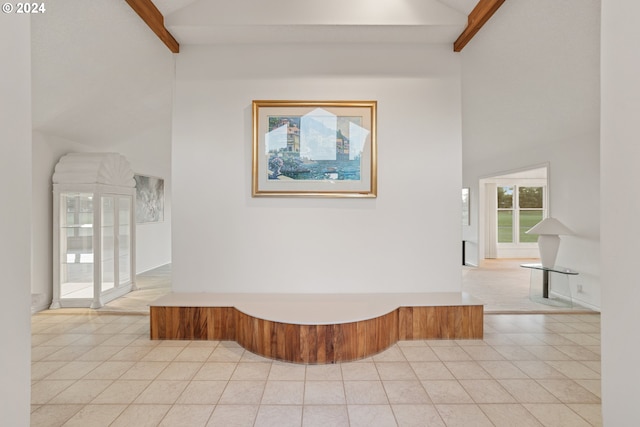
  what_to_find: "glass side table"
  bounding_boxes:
[520,263,578,307]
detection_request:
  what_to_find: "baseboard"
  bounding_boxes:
[137,263,171,275]
[31,293,49,314]
[31,302,50,314]
[570,298,601,312]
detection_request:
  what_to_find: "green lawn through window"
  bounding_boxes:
[520,210,542,242]
[498,210,513,243]
[498,210,542,243]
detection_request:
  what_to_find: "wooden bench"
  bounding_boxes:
[150,292,484,364]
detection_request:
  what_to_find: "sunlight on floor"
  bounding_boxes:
[463,259,595,313]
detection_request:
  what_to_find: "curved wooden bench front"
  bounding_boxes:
[150,304,483,364]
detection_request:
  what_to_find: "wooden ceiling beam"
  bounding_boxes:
[453,0,505,52]
[126,0,179,53]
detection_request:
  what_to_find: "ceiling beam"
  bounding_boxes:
[125,0,179,53]
[453,0,505,52]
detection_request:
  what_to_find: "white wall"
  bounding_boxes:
[0,13,32,425]
[461,0,601,309]
[172,44,463,293]
[112,128,172,273]
[601,0,640,424]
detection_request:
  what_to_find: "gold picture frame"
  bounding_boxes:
[252,100,377,198]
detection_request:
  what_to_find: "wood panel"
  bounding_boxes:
[397,306,484,339]
[150,306,236,340]
[453,0,505,52]
[125,0,180,53]
[150,304,483,363]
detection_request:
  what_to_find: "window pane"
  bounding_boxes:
[520,210,543,242]
[497,186,513,208]
[519,187,543,208]
[60,193,94,300]
[119,197,131,285]
[102,196,115,292]
[498,210,513,243]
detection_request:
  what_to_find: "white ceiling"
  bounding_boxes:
[437,0,479,15]
[153,0,198,16]
[156,0,476,45]
[152,0,479,18]
[31,0,477,147]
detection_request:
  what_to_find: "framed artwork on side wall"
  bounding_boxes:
[252,100,377,198]
[134,174,164,223]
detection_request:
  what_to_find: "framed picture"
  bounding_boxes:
[252,100,377,197]
[462,187,470,226]
[134,174,164,223]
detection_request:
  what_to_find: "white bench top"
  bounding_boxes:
[150,292,483,325]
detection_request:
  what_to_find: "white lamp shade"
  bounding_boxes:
[526,217,572,268]
[525,217,572,236]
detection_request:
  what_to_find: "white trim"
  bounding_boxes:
[571,298,600,312]
[485,182,497,258]
[496,246,540,258]
[478,162,550,181]
[31,291,48,311]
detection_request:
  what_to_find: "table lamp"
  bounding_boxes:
[525,217,573,268]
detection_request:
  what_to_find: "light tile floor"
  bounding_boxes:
[31,312,602,426]
[463,259,595,313]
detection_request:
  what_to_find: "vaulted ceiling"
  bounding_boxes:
[31,0,174,147]
[154,0,483,46]
[31,0,489,147]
